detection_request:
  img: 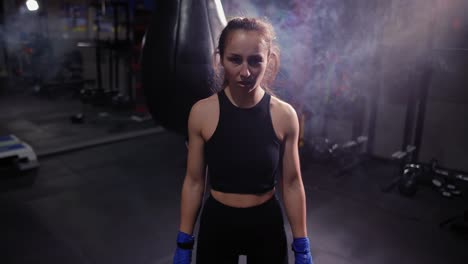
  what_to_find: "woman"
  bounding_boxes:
[173,17,313,264]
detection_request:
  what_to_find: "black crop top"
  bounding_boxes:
[204,89,281,194]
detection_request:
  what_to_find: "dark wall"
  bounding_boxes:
[373,0,468,171]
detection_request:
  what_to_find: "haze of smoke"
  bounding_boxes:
[221,0,464,136]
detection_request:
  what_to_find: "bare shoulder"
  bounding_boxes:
[270,95,298,122]
[190,94,218,118]
[270,95,299,140]
[189,93,219,137]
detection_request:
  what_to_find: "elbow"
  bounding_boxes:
[184,173,205,190]
[282,173,303,191]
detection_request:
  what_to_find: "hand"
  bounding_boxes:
[173,231,195,264]
[292,237,314,264]
[173,247,192,264]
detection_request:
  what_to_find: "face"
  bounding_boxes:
[221,30,269,91]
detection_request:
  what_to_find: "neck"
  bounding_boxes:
[225,86,265,109]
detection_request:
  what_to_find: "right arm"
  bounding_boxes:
[179,101,207,235]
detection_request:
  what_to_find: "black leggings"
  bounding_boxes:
[196,194,288,264]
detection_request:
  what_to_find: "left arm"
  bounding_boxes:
[281,104,308,239]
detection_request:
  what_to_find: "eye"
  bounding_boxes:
[228,56,242,65]
[248,56,263,67]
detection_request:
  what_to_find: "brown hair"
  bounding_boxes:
[212,17,281,95]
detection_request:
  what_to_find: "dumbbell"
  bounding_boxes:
[429,160,463,198]
[431,177,462,198]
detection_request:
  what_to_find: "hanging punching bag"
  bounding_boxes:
[142,0,227,137]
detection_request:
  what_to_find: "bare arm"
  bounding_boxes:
[281,104,308,238]
[179,102,207,235]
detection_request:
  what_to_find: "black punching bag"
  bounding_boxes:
[142,0,227,137]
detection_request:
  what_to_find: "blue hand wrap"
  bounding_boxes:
[173,231,195,264]
[176,231,195,249]
[292,237,314,264]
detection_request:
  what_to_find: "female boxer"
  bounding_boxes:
[173,17,313,264]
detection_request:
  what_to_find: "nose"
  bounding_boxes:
[240,63,251,79]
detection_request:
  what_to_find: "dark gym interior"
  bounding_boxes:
[1,1,467,263]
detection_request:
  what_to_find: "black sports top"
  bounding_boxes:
[204,89,282,194]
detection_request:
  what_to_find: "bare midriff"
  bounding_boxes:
[210,188,276,208]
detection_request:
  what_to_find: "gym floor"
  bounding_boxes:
[1,91,467,264]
